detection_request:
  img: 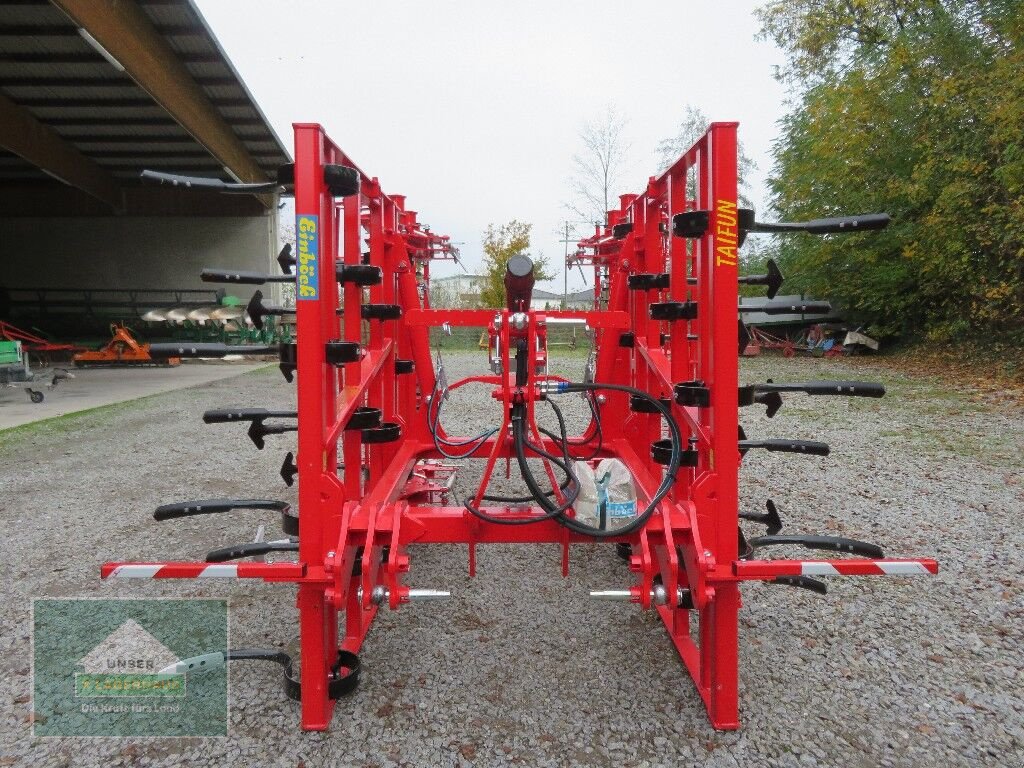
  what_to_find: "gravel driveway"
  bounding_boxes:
[0,352,1021,767]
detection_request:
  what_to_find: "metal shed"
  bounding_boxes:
[0,0,290,333]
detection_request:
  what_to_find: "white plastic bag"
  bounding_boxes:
[572,458,637,531]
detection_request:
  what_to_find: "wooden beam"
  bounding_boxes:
[0,90,122,210]
[50,0,270,189]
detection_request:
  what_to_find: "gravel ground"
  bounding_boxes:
[0,351,1022,767]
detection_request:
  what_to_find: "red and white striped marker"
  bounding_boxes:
[101,562,304,580]
[734,558,939,580]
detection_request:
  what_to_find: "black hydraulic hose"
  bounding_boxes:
[540,382,682,539]
[464,407,578,525]
[427,385,497,459]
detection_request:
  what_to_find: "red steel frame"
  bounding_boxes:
[102,122,938,731]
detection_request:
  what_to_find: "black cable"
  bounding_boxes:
[427,384,497,459]
[545,382,681,538]
[463,406,579,525]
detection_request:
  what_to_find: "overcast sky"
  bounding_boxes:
[194,0,788,292]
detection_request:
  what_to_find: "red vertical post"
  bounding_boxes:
[342,192,363,496]
[293,123,338,731]
[704,122,740,730]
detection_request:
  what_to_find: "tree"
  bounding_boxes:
[655,104,758,209]
[566,106,632,225]
[478,221,556,308]
[757,0,1024,341]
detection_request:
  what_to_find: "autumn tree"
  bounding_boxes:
[478,221,555,308]
[758,0,1024,341]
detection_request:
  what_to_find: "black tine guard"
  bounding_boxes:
[612,222,633,239]
[148,342,276,359]
[277,164,295,186]
[280,451,298,486]
[336,263,383,286]
[674,380,710,408]
[154,498,290,521]
[737,259,785,300]
[672,210,710,238]
[629,394,672,414]
[650,302,698,321]
[652,438,699,467]
[206,541,299,563]
[203,408,297,424]
[140,169,281,195]
[770,576,827,595]
[360,304,403,321]
[749,534,884,559]
[279,342,297,383]
[325,341,362,365]
[394,359,414,375]
[277,243,295,275]
[362,422,401,444]
[201,269,294,285]
[323,164,360,197]
[628,273,671,291]
[739,499,783,535]
[345,406,382,431]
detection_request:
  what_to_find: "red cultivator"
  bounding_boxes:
[103,122,937,731]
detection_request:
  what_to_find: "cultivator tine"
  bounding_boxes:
[246,290,290,330]
[203,407,300,448]
[148,342,276,358]
[739,499,783,535]
[280,451,298,486]
[770,575,827,594]
[738,426,830,456]
[154,498,290,521]
[742,299,833,315]
[738,259,784,299]
[277,243,295,274]
[140,169,282,195]
[206,539,298,563]
[739,380,885,417]
[159,648,359,702]
[201,268,295,285]
[739,208,890,238]
[247,419,297,450]
[747,534,884,559]
[738,320,752,355]
[203,407,298,424]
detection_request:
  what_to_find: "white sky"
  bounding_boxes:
[194,0,788,292]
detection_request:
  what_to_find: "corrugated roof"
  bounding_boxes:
[0,0,290,188]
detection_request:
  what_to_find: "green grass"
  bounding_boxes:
[0,396,150,445]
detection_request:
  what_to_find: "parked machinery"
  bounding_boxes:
[102,122,937,731]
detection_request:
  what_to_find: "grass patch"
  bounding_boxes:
[0,395,154,445]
